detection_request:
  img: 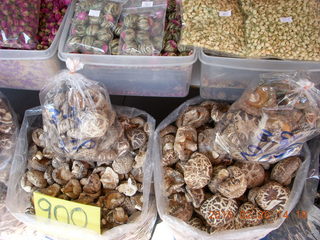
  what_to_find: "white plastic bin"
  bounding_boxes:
[200,50,320,101]
[58,0,197,97]
[0,6,70,90]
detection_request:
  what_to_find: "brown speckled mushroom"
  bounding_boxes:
[270,156,302,186]
[39,183,61,197]
[161,134,179,166]
[71,161,90,179]
[235,202,263,228]
[184,152,212,189]
[188,217,208,232]
[168,193,193,222]
[185,186,205,208]
[234,161,265,189]
[235,85,277,116]
[126,128,147,150]
[200,101,230,123]
[160,125,177,137]
[174,126,197,161]
[28,151,51,172]
[61,179,82,199]
[112,153,134,174]
[248,187,260,205]
[104,192,125,209]
[176,106,210,128]
[216,166,247,199]
[31,128,45,148]
[255,181,290,211]
[83,173,101,194]
[209,219,236,233]
[262,206,284,224]
[163,167,184,196]
[208,165,229,194]
[131,167,143,183]
[100,167,119,189]
[200,194,238,228]
[26,170,47,188]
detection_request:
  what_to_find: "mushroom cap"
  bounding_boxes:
[210,102,230,123]
[100,167,119,189]
[185,185,205,208]
[62,179,82,199]
[174,126,198,161]
[26,170,47,188]
[163,167,184,196]
[40,183,61,197]
[234,161,265,189]
[198,128,215,155]
[176,106,210,128]
[112,153,134,174]
[270,156,302,185]
[168,193,193,222]
[217,166,247,199]
[83,173,101,194]
[160,125,177,137]
[200,194,238,227]
[255,181,290,211]
[248,187,260,205]
[235,202,263,228]
[126,128,147,150]
[116,177,138,196]
[184,152,212,189]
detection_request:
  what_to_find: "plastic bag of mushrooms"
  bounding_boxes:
[6,65,157,239]
[154,95,314,240]
[0,91,19,185]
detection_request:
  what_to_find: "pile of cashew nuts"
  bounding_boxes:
[160,100,303,233]
[21,109,150,231]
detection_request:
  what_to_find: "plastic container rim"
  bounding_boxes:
[58,0,197,67]
[199,50,320,72]
[0,4,71,61]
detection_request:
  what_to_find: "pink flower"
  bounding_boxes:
[76,11,88,21]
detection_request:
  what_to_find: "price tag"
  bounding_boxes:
[89,10,101,17]
[280,17,293,23]
[219,10,232,17]
[34,192,101,234]
[142,1,153,7]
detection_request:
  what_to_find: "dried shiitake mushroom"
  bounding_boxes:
[176,106,210,128]
[235,202,263,228]
[164,167,185,196]
[200,194,238,228]
[100,167,119,189]
[255,181,290,211]
[234,161,265,189]
[184,152,212,189]
[174,126,197,161]
[270,156,302,186]
[168,193,193,222]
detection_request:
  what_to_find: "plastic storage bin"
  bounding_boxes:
[200,50,320,101]
[0,6,70,90]
[58,0,197,97]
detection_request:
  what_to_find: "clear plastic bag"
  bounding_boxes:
[0,92,19,185]
[179,0,245,56]
[241,0,320,61]
[39,59,119,162]
[119,0,167,56]
[0,0,41,49]
[154,96,311,240]
[6,105,157,240]
[65,0,127,54]
[213,72,320,164]
[265,137,320,240]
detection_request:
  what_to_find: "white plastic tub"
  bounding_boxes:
[200,50,320,101]
[58,1,197,97]
[0,6,70,90]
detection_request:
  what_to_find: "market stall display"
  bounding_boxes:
[6,61,157,240]
[154,96,312,240]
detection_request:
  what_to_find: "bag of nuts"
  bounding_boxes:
[154,96,312,240]
[6,104,156,240]
[118,0,167,56]
[0,92,19,186]
[213,72,320,164]
[179,0,246,56]
[65,0,128,54]
[241,0,320,61]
